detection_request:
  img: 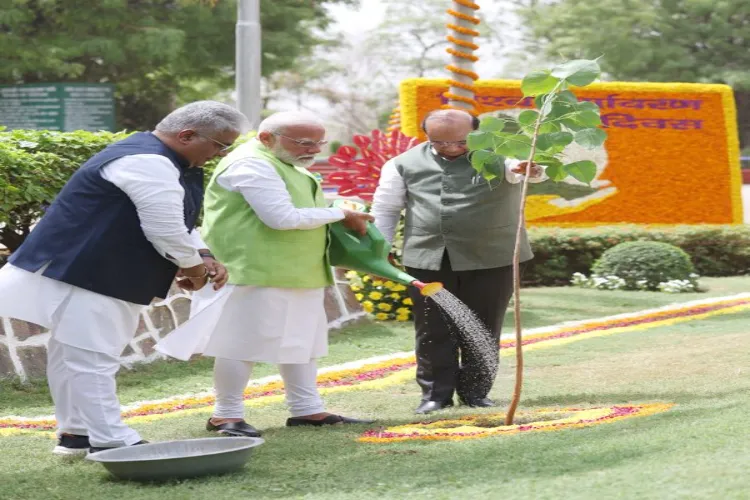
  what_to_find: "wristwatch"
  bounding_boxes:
[183,266,209,280]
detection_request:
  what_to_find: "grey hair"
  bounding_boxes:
[155,100,250,135]
[258,111,324,135]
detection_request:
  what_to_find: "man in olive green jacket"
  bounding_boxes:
[371,109,546,414]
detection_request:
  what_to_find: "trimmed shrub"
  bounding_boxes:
[524,225,750,285]
[349,224,750,319]
[591,241,696,291]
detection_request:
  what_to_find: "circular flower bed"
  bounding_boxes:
[358,403,673,443]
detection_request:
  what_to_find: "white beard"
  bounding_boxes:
[272,144,315,169]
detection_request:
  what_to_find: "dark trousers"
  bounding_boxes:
[406,251,516,403]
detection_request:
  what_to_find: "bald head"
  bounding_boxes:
[423,109,475,132]
[422,109,476,159]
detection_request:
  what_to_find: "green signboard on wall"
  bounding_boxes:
[0,83,115,132]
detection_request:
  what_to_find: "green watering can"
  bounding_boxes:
[328,199,443,296]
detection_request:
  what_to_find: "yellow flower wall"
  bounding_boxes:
[399,79,743,226]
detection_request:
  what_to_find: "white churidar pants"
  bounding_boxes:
[212,358,324,418]
[0,264,144,447]
[157,283,330,419]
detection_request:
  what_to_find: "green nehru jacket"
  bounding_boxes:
[202,139,333,288]
[392,142,533,271]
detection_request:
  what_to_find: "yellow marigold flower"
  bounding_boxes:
[396,314,410,322]
[403,298,413,306]
[392,284,407,292]
[355,293,364,301]
[350,285,361,292]
[362,275,371,282]
[390,293,401,300]
[384,281,396,289]
[375,313,390,321]
[362,301,374,313]
[345,270,358,279]
[397,307,411,315]
[378,303,392,312]
[373,280,384,287]
[369,291,383,300]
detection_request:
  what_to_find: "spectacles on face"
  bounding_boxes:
[195,132,233,152]
[275,133,328,149]
[429,140,468,147]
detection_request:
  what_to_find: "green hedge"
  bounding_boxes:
[524,225,750,286]
[0,129,252,252]
[0,129,133,251]
[2,129,749,284]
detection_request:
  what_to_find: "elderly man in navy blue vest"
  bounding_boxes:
[0,101,248,455]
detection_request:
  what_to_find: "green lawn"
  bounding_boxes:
[2,276,748,417]
[1,291,749,498]
[1,278,749,499]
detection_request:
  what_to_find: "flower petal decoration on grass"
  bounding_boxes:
[1,294,748,433]
[358,403,674,443]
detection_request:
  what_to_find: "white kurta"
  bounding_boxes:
[0,154,207,356]
[156,156,345,364]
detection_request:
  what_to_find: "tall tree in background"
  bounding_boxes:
[266,0,511,139]
[519,0,750,148]
[0,0,357,130]
[365,0,452,79]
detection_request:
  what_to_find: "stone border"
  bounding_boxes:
[0,270,365,380]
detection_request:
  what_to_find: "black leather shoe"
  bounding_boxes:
[286,414,375,427]
[459,397,496,408]
[415,400,454,414]
[89,440,149,454]
[206,419,262,437]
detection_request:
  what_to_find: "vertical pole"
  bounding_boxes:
[236,0,262,128]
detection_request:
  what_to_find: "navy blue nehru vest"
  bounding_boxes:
[10,132,204,305]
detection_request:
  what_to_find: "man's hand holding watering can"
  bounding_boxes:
[341,209,374,236]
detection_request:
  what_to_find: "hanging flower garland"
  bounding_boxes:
[443,0,481,113]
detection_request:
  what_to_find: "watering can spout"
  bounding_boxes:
[411,280,444,297]
[328,200,443,295]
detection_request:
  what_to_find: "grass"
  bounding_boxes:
[1,298,749,498]
[2,276,748,417]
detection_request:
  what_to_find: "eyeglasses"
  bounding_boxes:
[429,140,468,147]
[275,133,328,149]
[195,132,233,152]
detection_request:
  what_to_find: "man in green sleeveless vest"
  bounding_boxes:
[372,109,546,414]
[157,112,375,436]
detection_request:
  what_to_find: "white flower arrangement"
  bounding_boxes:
[571,272,701,293]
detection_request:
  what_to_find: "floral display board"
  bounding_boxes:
[399,79,743,225]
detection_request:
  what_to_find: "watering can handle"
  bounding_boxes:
[331,199,388,255]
